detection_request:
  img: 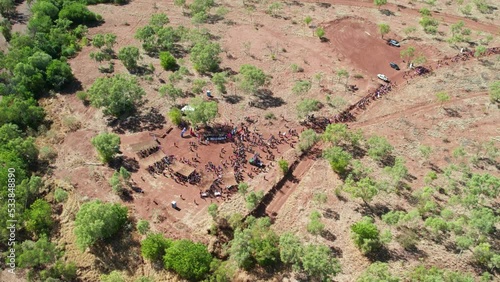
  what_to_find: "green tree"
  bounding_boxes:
[238,64,267,94]
[25,199,53,236]
[343,176,379,208]
[367,135,393,162]
[118,46,141,71]
[190,41,221,73]
[357,262,400,282]
[159,51,177,71]
[278,159,289,174]
[211,72,227,94]
[473,243,493,265]
[279,232,303,270]
[400,46,416,65]
[208,203,218,220]
[159,83,183,102]
[419,16,439,34]
[184,97,218,125]
[46,59,74,91]
[378,23,390,39]
[470,207,498,234]
[17,236,59,268]
[168,108,183,126]
[191,78,207,94]
[137,220,150,235]
[238,182,249,195]
[315,27,325,40]
[246,191,264,210]
[488,81,500,103]
[322,146,352,174]
[0,0,15,17]
[109,171,124,194]
[298,129,319,153]
[307,211,324,236]
[91,133,120,163]
[301,244,341,281]
[54,188,69,203]
[100,271,125,282]
[141,233,172,262]
[58,2,101,25]
[74,200,128,251]
[88,74,145,117]
[163,239,213,281]
[351,216,381,254]
[374,0,387,10]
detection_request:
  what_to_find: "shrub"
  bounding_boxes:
[118,46,141,71]
[246,191,264,210]
[167,108,183,126]
[141,233,172,261]
[238,64,267,94]
[76,91,88,101]
[489,81,500,103]
[58,3,100,25]
[137,220,150,235]
[159,83,183,101]
[25,199,54,236]
[159,51,177,71]
[191,78,207,94]
[278,159,289,174]
[54,188,68,203]
[351,217,381,254]
[39,146,57,162]
[298,129,319,153]
[296,99,321,118]
[292,80,311,95]
[190,41,221,73]
[323,146,352,174]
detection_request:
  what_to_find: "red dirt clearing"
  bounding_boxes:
[324,16,437,81]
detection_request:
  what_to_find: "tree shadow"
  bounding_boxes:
[249,89,285,109]
[207,14,224,24]
[320,230,337,242]
[329,246,343,258]
[380,9,395,16]
[109,107,165,134]
[92,229,142,275]
[443,107,461,118]
[222,94,243,104]
[58,78,84,95]
[366,246,392,262]
[316,2,331,8]
[356,203,390,218]
[109,156,140,172]
[118,189,134,202]
[428,162,443,173]
[323,208,339,220]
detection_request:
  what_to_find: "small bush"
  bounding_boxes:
[265,112,276,120]
[278,159,289,174]
[39,146,58,162]
[168,108,183,126]
[160,51,177,71]
[76,91,88,101]
[137,220,150,235]
[292,80,311,95]
[54,188,69,203]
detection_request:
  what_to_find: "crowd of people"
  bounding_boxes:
[304,46,500,132]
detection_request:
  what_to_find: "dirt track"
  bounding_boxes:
[302,0,500,34]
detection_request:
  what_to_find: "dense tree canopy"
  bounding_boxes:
[190,41,221,73]
[238,64,267,94]
[91,132,121,163]
[74,200,128,250]
[184,97,218,125]
[87,74,145,117]
[163,239,213,281]
[141,233,172,262]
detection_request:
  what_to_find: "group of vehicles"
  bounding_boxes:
[377,39,401,83]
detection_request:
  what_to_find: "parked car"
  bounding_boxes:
[387,39,400,47]
[390,62,400,70]
[377,74,390,82]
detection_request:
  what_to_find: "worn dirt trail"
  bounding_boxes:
[351,91,489,128]
[302,0,500,34]
[264,155,316,217]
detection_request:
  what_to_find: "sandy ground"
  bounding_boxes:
[4,0,499,280]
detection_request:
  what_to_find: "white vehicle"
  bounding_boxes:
[377,74,389,82]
